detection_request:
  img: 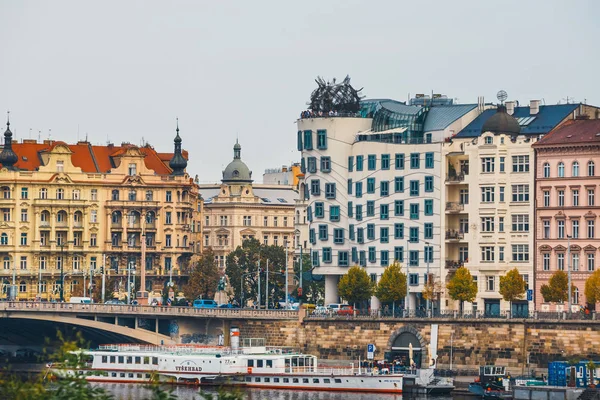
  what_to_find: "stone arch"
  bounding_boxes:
[387,325,428,368]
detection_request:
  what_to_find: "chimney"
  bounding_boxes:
[505,101,516,115]
[530,100,541,115]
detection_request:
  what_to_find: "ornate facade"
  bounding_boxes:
[0,119,201,301]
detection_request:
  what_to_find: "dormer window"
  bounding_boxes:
[56,160,64,173]
[484,136,493,145]
[128,163,137,176]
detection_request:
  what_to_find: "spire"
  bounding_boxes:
[233,139,241,159]
[169,118,187,176]
[0,111,18,171]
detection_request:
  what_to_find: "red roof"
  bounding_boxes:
[535,119,600,146]
[0,140,186,174]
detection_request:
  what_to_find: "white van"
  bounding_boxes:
[327,303,349,312]
[69,297,93,304]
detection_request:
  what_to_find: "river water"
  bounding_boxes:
[92,383,452,400]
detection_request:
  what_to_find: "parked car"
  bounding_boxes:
[174,298,190,307]
[337,305,357,316]
[193,299,218,309]
[218,303,239,309]
[313,306,329,315]
[105,299,125,305]
[327,303,349,313]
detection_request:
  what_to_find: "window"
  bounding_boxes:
[588,220,595,239]
[499,216,505,232]
[410,153,420,169]
[355,182,363,198]
[484,136,493,145]
[329,206,340,222]
[394,200,404,216]
[511,185,529,202]
[512,155,529,172]
[410,203,419,219]
[589,189,595,206]
[589,161,595,177]
[558,190,565,206]
[499,186,505,202]
[303,130,313,150]
[481,217,494,232]
[366,201,375,217]
[486,276,495,292]
[425,152,434,168]
[20,233,27,246]
[348,156,354,172]
[381,154,390,170]
[394,177,404,193]
[543,163,550,178]
[333,228,344,244]
[381,250,389,267]
[380,204,389,220]
[425,176,433,192]
[394,223,404,239]
[424,199,433,216]
[322,248,332,263]
[56,188,64,199]
[20,256,27,270]
[56,160,64,173]
[543,253,550,271]
[165,235,172,247]
[380,180,389,196]
[512,245,529,262]
[573,190,579,206]
[572,220,579,239]
[558,162,565,177]
[320,157,331,172]
[424,246,433,263]
[325,183,336,199]
[274,217,278,227]
[543,220,550,238]
[317,130,327,149]
[166,212,172,224]
[409,251,419,266]
[309,229,315,244]
[355,204,362,221]
[128,163,137,176]
[572,253,580,271]
[367,178,375,194]
[20,209,27,222]
[307,157,316,173]
[499,156,505,172]
[128,190,136,201]
[572,161,579,177]
[90,233,97,247]
[394,246,404,262]
[557,220,565,239]
[338,251,349,267]
[424,223,433,239]
[315,202,324,218]
[395,153,405,169]
[512,215,529,232]
[348,224,354,240]
[481,157,495,173]
[410,180,419,196]
[367,224,375,240]
[297,131,303,151]
[409,227,418,243]
[347,179,352,195]
[39,188,48,199]
[243,216,252,226]
[481,187,495,202]
[588,253,595,272]
[460,189,469,205]
[543,191,550,207]
[165,191,172,202]
[368,247,376,263]
[481,246,494,261]
[20,187,28,199]
[356,155,363,171]
[357,228,364,244]
[380,227,389,243]
[367,154,376,171]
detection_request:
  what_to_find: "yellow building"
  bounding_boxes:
[0,118,201,301]
[200,142,297,269]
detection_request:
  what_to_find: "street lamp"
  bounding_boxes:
[59,240,73,302]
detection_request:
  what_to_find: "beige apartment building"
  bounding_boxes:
[200,142,297,269]
[0,119,201,300]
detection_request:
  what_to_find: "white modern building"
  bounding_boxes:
[298,96,483,311]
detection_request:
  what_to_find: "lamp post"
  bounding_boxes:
[59,240,72,302]
[567,235,572,313]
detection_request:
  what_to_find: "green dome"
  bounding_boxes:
[222,141,252,183]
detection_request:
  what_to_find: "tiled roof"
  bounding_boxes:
[0,141,186,174]
[534,119,600,146]
[455,103,579,138]
[423,104,478,132]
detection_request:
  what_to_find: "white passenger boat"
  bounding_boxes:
[52,335,403,394]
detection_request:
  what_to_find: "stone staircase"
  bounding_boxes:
[577,388,600,400]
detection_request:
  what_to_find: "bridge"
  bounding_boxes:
[0,302,298,345]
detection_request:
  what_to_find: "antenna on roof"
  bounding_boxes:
[85,132,88,142]
[38,130,41,142]
[48,128,52,141]
[29,128,32,139]
[77,124,80,142]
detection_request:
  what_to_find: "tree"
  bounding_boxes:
[375,261,406,314]
[446,266,478,314]
[541,270,572,304]
[294,253,325,304]
[184,248,220,300]
[338,266,373,308]
[585,270,600,305]
[499,268,526,315]
[422,274,443,314]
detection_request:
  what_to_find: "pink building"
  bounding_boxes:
[534,119,600,311]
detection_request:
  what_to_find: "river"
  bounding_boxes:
[92,383,453,400]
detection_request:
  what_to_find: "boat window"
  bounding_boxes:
[274,378,280,383]
[285,358,290,368]
[264,378,270,383]
[137,373,142,378]
[484,366,492,375]
[128,373,134,378]
[101,356,108,363]
[313,378,319,383]
[495,367,504,375]
[303,378,309,383]
[283,378,289,383]
[248,360,254,367]
[257,360,263,368]
[254,377,261,382]
[299,358,305,367]
[135,357,141,364]
[111,372,116,377]
[145,374,151,379]
[120,373,125,378]
[293,378,299,383]
[118,356,124,364]
[266,360,273,368]
[110,356,116,363]
[152,357,158,365]
[127,357,133,364]
[335,379,342,383]
[245,377,251,382]
[144,357,150,364]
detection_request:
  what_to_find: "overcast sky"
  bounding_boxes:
[1,1,598,183]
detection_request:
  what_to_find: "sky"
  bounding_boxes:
[1,0,598,183]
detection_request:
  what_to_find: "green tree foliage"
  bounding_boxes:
[184,248,221,300]
[226,238,287,307]
[446,266,478,313]
[541,270,571,303]
[499,268,526,310]
[338,266,373,307]
[585,270,600,305]
[294,253,325,304]
[375,261,406,309]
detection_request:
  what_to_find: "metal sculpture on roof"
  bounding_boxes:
[309,75,363,113]
[496,90,508,104]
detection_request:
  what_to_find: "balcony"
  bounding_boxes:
[445,260,464,270]
[445,202,465,213]
[445,173,467,184]
[445,230,465,241]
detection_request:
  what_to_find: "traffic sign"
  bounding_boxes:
[367,344,375,360]
[527,289,533,301]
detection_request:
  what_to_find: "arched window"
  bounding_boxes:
[73,211,83,224]
[2,186,11,199]
[589,161,595,177]
[128,190,136,201]
[574,287,580,305]
[572,161,579,177]
[111,190,120,201]
[40,210,50,225]
[145,211,155,224]
[19,281,27,293]
[183,236,188,247]
[111,211,122,224]
[543,163,550,178]
[56,210,67,223]
[0,233,8,245]
[485,136,493,145]
[558,162,565,178]
[128,211,140,227]
[3,256,9,269]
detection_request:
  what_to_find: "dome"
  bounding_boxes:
[222,141,252,183]
[0,119,18,170]
[481,105,521,136]
[169,122,187,176]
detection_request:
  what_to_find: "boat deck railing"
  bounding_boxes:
[95,344,303,357]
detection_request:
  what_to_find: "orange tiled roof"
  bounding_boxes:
[1,140,185,175]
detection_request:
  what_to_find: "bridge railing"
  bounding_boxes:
[0,302,298,320]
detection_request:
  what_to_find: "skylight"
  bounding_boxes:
[261,197,271,203]
[517,116,536,126]
[277,198,287,203]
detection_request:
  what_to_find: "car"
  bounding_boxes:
[313,306,329,315]
[175,298,190,307]
[327,303,349,312]
[337,305,357,316]
[193,299,218,309]
[105,299,125,305]
[218,303,239,309]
